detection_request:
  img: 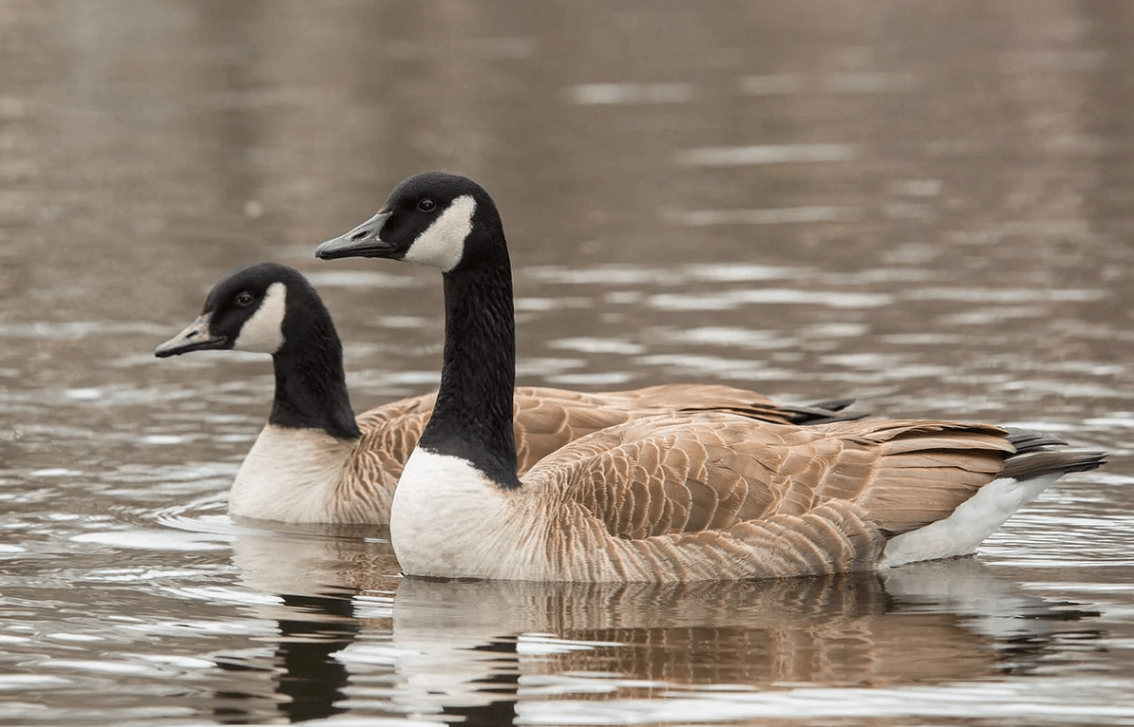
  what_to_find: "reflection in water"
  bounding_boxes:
[23,511,1103,725]
[215,526,1102,724]
[2,0,1133,724]
[274,595,356,723]
[367,560,1092,724]
[210,526,396,723]
[213,591,358,724]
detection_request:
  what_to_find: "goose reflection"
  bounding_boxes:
[210,522,398,724]
[214,526,1100,725]
[211,589,359,724]
[383,559,1100,723]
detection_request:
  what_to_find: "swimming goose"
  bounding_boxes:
[315,171,1104,581]
[155,262,853,524]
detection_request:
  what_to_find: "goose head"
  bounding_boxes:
[316,172,520,488]
[315,172,504,273]
[156,262,360,438]
[155,262,314,358]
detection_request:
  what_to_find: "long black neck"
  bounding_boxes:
[269,314,361,440]
[416,246,521,489]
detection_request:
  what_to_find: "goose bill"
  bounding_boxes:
[315,210,396,260]
[154,314,227,357]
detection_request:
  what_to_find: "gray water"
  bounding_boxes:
[2,1,1132,724]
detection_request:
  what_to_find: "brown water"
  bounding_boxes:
[2,1,1132,725]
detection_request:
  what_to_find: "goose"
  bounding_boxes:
[314,171,1105,581]
[155,262,854,524]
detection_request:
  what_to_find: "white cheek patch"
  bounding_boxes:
[234,282,287,353]
[404,195,477,273]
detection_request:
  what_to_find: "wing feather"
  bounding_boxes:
[346,394,1042,555]
[532,414,1023,544]
[339,385,787,509]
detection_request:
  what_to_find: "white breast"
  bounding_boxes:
[228,425,355,523]
[390,448,535,578]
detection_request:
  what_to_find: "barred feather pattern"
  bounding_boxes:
[253,383,822,524]
[396,414,1088,581]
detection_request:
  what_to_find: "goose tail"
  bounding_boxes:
[784,398,864,425]
[879,429,1105,568]
[684,397,865,426]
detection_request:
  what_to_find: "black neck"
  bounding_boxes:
[417,249,522,489]
[269,316,361,440]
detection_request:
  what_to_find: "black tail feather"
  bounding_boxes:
[785,398,866,426]
[1002,427,1106,479]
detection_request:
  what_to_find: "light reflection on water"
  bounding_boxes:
[2,0,1134,724]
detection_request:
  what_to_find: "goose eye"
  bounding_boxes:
[235,292,255,307]
[417,199,436,212]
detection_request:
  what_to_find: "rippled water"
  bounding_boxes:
[2,1,1133,725]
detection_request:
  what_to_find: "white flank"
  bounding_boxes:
[228,425,354,523]
[879,473,1061,568]
[390,447,522,578]
[404,195,477,273]
[234,282,287,353]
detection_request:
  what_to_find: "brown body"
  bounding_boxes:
[324,384,841,524]
[390,414,1103,581]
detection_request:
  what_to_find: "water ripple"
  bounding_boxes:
[675,143,861,166]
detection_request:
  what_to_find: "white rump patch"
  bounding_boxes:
[234,282,286,354]
[879,472,1061,568]
[404,195,477,273]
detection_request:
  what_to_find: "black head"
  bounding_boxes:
[315,171,504,273]
[155,262,322,358]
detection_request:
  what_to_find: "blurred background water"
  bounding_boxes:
[1,1,1132,725]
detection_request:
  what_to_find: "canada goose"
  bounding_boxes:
[315,171,1104,581]
[155,262,853,524]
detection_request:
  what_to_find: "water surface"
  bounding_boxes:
[1,1,1132,725]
